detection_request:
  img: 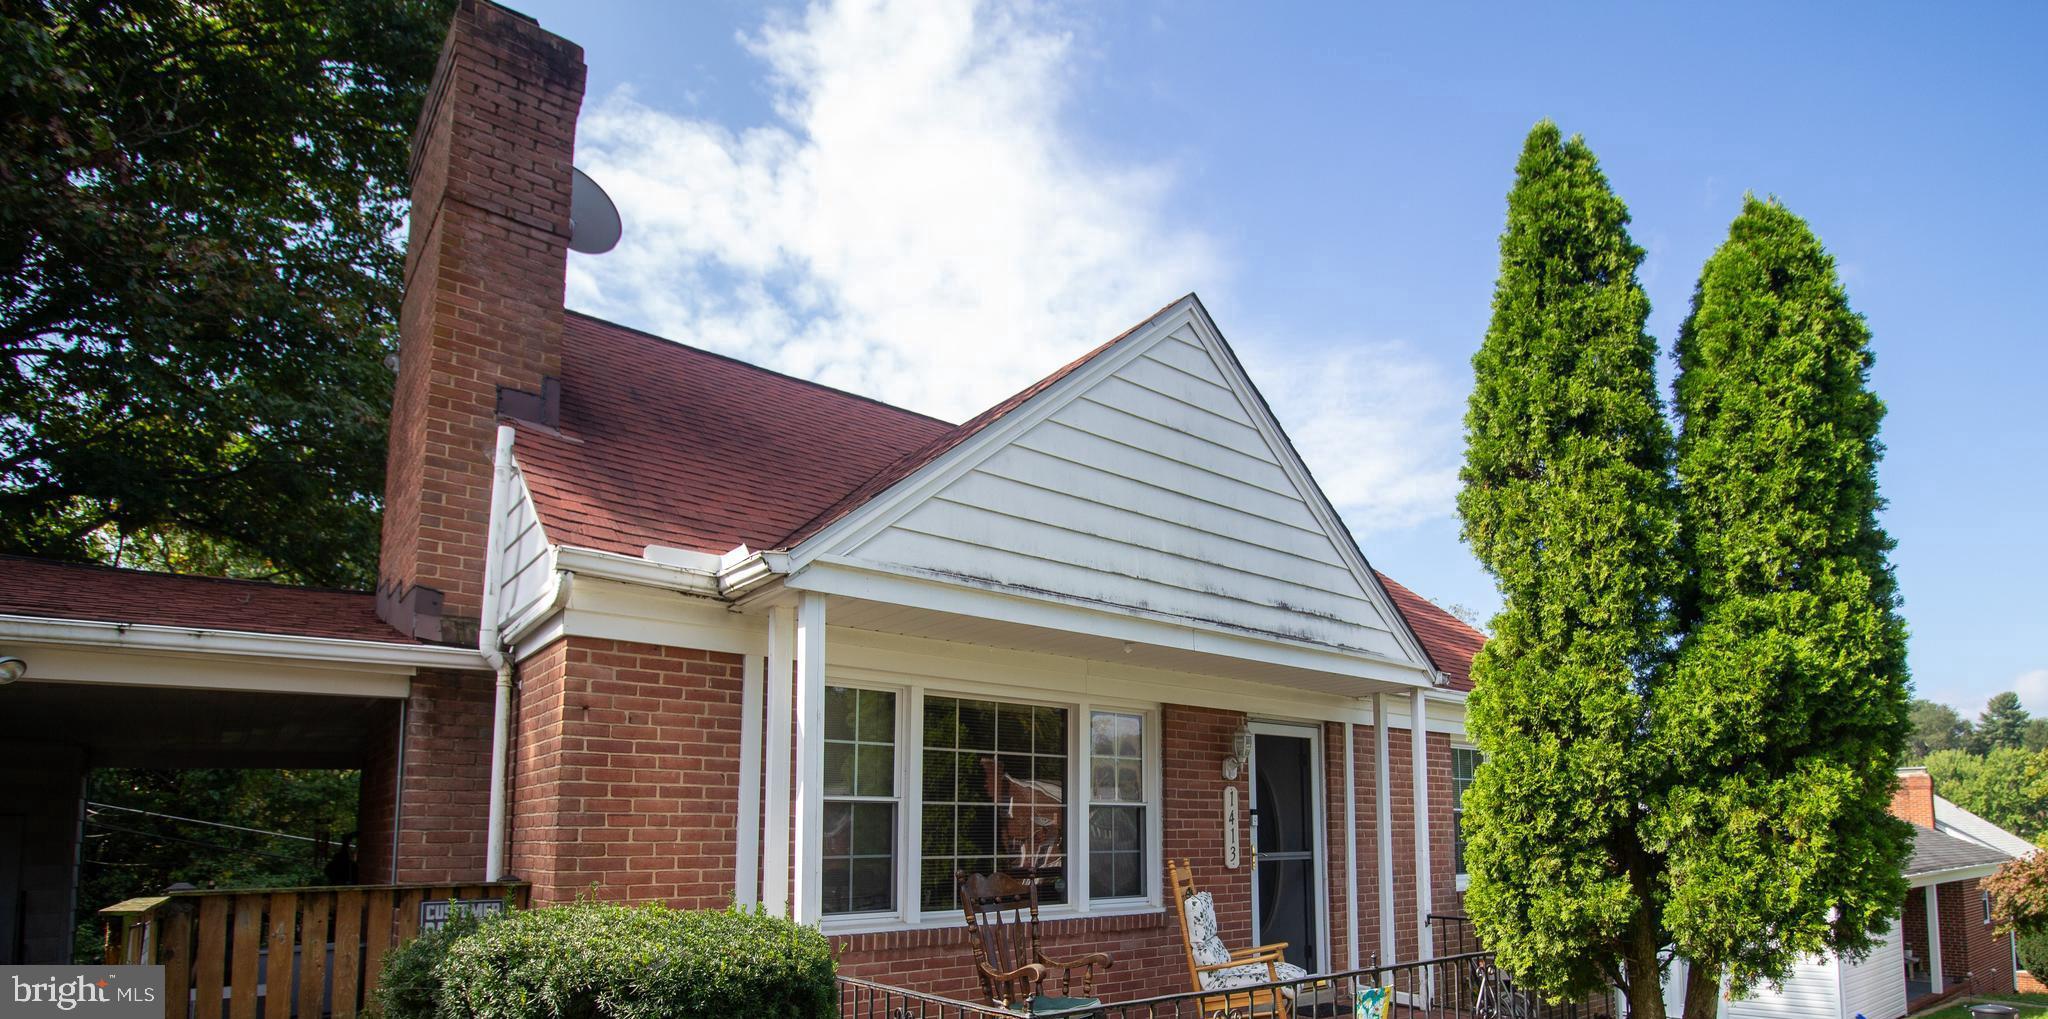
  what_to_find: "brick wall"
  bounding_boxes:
[1904,887,1930,979]
[393,669,495,882]
[508,637,745,907]
[355,700,402,882]
[378,0,584,642]
[1955,877,2016,996]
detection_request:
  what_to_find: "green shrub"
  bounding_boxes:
[435,903,837,1019]
[373,910,482,1019]
[2020,928,2048,976]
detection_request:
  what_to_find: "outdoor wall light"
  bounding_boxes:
[0,657,24,684]
[1222,720,1251,779]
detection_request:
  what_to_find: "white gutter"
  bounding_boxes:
[0,614,488,672]
[554,545,723,597]
[479,425,517,883]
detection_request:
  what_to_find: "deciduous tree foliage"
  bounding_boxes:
[1457,122,1680,1008]
[1650,196,1911,1015]
[1910,698,1975,759]
[0,0,454,587]
[1924,746,2048,841]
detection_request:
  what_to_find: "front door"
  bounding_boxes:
[1250,723,1322,973]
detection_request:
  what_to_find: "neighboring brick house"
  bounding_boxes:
[0,0,1497,993]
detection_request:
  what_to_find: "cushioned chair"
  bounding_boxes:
[957,871,1112,1015]
[1168,859,1309,1017]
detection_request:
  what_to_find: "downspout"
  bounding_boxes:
[479,425,517,882]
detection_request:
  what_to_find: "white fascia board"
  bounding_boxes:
[553,545,723,597]
[788,556,1435,690]
[1907,863,2005,888]
[0,614,485,673]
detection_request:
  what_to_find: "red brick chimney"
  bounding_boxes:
[1891,767,1937,828]
[379,0,585,643]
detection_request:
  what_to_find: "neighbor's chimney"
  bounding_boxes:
[1891,767,1937,828]
[379,0,585,643]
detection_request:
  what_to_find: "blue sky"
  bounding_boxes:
[512,0,2045,715]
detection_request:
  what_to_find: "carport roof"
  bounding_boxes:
[0,555,413,644]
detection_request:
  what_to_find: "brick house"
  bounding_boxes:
[0,1,1493,997]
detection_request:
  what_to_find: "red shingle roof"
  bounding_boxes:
[513,313,952,557]
[512,308,1485,685]
[1375,572,1484,692]
[0,555,416,644]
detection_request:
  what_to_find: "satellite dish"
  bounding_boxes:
[568,167,622,254]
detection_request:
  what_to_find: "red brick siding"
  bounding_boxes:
[508,637,744,908]
[1890,770,1936,828]
[1956,878,2016,996]
[392,668,494,883]
[379,0,583,637]
[355,700,402,882]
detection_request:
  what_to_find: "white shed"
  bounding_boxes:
[1656,922,1904,1019]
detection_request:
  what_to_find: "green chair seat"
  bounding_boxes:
[1027,994,1102,1016]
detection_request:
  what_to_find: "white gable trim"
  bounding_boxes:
[785,295,1441,684]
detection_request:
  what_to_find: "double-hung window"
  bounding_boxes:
[822,686,898,916]
[1087,710,1147,901]
[1452,746,1481,885]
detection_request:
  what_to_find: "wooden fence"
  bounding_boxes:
[99,881,530,1019]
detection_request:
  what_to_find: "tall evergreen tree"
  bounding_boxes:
[1457,122,1680,1010]
[1977,691,2032,752]
[1650,196,1911,1015]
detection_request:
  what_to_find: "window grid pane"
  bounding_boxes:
[825,686,898,916]
[921,696,1068,911]
[1452,747,1481,877]
[1088,711,1146,899]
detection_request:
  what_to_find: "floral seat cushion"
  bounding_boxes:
[1181,891,1307,992]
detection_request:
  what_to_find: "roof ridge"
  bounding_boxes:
[0,554,372,598]
[563,309,955,428]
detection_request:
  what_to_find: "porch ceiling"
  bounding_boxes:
[824,594,1430,699]
[0,680,389,769]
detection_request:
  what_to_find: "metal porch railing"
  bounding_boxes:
[841,949,1617,1018]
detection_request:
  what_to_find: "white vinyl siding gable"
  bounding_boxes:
[846,323,1411,662]
[494,457,554,626]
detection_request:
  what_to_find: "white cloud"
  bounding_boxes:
[565,0,1462,535]
[2015,668,2048,715]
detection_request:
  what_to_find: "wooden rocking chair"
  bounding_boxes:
[957,871,1113,1015]
[1167,859,1302,1017]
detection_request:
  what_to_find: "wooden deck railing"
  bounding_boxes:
[99,881,529,1019]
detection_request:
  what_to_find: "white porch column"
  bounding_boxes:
[1412,688,1434,964]
[762,606,795,916]
[1373,693,1396,964]
[792,593,828,925]
[1345,721,1360,971]
[734,649,764,908]
[1926,884,1944,995]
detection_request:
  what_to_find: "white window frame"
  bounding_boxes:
[818,680,911,923]
[815,665,1163,933]
[1985,888,1995,926]
[1451,743,1481,892]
